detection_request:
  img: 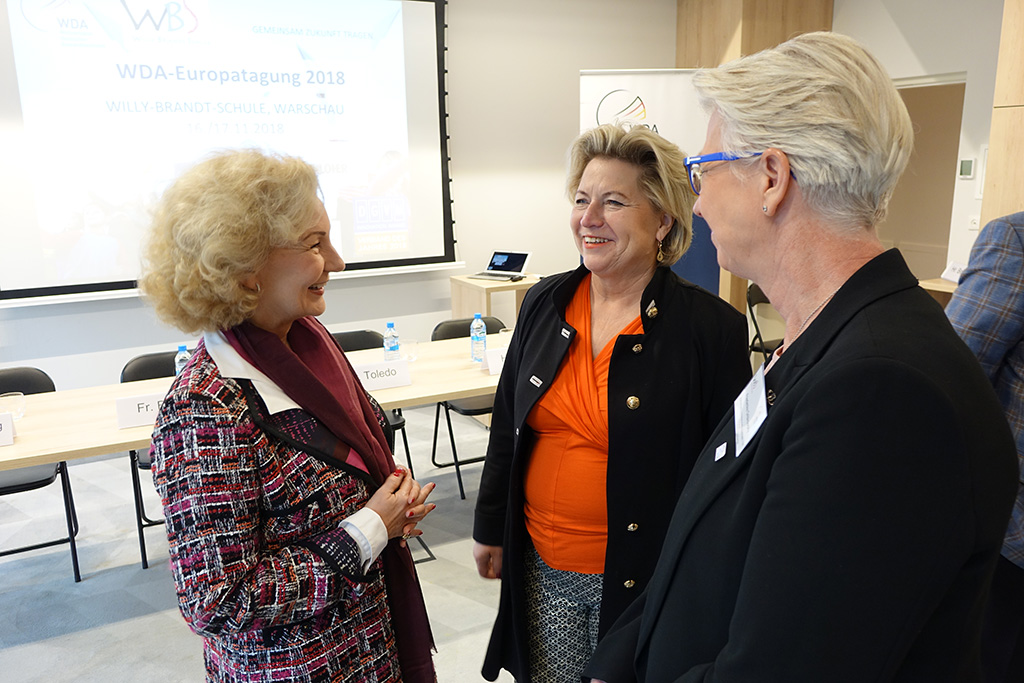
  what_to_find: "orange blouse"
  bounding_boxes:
[523,274,644,573]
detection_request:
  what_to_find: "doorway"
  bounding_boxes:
[878,80,966,280]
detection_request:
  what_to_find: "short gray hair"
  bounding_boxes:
[691,31,913,230]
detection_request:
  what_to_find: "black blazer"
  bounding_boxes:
[585,250,1018,682]
[474,265,750,682]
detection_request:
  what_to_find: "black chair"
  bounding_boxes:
[747,283,783,364]
[120,351,176,569]
[0,367,81,582]
[430,316,504,499]
[330,330,414,476]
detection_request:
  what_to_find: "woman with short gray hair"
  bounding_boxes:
[585,31,1016,682]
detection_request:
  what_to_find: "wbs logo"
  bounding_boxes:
[119,0,199,33]
[594,89,659,133]
[16,0,199,36]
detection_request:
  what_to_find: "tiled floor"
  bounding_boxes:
[0,405,513,682]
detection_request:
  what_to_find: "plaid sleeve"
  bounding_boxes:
[947,215,1024,566]
[947,219,1024,382]
[151,369,369,637]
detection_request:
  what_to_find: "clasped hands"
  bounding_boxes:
[366,466,436,548]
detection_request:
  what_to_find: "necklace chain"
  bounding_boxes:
[765,285,842,373]
[794,287,841,340]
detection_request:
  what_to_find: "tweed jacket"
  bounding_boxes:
[151,336,406,682]
[585,250,1018,682]
[473,264,750,682]
[947,212,1024,570]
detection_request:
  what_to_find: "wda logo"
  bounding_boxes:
[594,89,659,133]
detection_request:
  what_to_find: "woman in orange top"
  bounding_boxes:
[473,124,751,682]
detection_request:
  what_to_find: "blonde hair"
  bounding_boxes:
[139,149,321,333]
[566,123,695,266]
[691,31,913,230]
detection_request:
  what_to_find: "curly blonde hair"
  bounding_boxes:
[566,123,695,266]
[139,149,321,334]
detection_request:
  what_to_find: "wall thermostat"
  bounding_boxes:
[958,158,975,179]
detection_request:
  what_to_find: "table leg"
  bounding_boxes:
[513,289,529,321]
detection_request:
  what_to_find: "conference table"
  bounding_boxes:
[919,277,958,308]
[0,335,503,473]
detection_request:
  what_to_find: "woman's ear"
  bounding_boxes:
[241,273,259,292]
[759,148,793,217]
[656,213,674,242]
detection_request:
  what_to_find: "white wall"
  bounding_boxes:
[444,0,678,320]
[832,0,1005,266]
[14,0,1001,390]
[0,0,678,389]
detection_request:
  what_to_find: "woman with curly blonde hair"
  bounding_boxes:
[141,149,436,683]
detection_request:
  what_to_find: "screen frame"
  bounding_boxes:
[0,0,454,303]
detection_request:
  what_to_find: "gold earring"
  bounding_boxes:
[656,241,665,263]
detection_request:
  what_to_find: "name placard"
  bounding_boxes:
[0,412,14,446]
[941,260,967,283]
[116,393,166,429]
[352,360,412,391]
[484,347,507,376]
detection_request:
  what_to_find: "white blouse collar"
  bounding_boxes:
[203,330,302,415]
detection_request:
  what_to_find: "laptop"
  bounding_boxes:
[468,251,531,280]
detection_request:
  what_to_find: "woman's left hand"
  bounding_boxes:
[398,480,437,548]
[365,467,437,547]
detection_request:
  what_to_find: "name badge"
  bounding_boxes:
[483,347,507,375]
[0,412,14,445]
[733,363,768,456]
[352,360,412,391]
[116,393,166,429]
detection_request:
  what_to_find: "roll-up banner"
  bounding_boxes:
[579,69,720,295]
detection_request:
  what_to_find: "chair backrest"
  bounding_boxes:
[121,351,177,383]
[746,282,784,363]
[0,367,59,487]
[0,366,55,395]
[332,329,385,352]
[431,316,505,342]
[747,282,771,309]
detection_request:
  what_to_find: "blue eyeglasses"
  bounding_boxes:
[683,152,763,195]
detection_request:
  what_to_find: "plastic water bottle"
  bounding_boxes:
[173,344,191,375]
[384,321,401,361]
[470,313,487,362]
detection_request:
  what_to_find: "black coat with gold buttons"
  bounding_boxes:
[473,264,751,682]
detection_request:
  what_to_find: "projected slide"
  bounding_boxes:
[0,0,450,298]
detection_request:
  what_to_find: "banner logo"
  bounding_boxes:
[595,89,658,132]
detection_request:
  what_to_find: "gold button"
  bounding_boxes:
[632,343,643,354]
[766,389,776,406]
[626,396,640,410]
[626,523,638,532]
[647,306,659,318]
[624,579,636,588]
